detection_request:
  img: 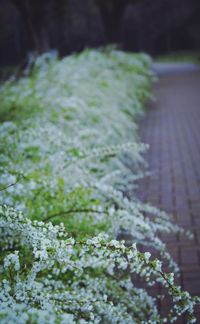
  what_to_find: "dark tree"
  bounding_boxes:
[96,0,140,43]
[0,0,200,65]
[9,0,55,53]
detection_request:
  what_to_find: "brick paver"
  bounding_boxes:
[137,64,200,322]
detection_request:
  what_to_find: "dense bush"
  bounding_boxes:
[0,49,199,323]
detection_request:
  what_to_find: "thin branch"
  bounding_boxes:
[0,176,23,192]
[44,208,108,222]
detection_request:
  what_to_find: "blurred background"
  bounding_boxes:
[0,0,200,66]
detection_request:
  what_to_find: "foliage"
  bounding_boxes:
[0,49,199,322]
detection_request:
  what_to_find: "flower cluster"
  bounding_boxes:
[0,205,199,323]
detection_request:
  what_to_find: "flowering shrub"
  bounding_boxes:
[0,49,199,322]
[0,205,199,323]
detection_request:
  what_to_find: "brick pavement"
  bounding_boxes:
[137,65,200,322]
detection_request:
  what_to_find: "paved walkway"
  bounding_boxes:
[138,63,200,322]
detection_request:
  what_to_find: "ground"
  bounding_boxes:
[138,63,200,322]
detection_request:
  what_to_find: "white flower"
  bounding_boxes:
[4,252,20,271]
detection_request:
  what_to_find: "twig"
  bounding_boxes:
[44,208,108,222]
[0,176,23,192]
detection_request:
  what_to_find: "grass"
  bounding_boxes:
[155,51,200,64]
